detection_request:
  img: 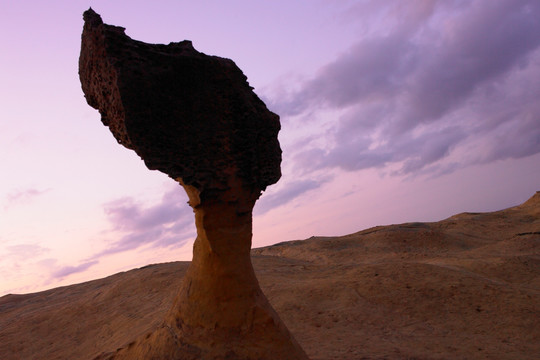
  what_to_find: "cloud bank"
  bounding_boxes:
[271,0,540,177]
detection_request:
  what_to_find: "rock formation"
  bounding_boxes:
[79,8,308,360]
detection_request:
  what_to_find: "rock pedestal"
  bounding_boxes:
[79,8,308,360]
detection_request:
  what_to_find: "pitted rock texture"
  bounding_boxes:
[79,8,281,195]
[79,8,308,360]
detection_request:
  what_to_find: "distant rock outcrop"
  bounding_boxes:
[79,8,307,360]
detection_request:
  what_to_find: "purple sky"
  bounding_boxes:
[1,0,539,295]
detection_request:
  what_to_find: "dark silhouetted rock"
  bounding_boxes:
[79,8,308,360]
[79,9,281,195]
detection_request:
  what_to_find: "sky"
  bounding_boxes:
[1,0,539,296]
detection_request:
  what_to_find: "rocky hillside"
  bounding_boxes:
[1,192,539,359]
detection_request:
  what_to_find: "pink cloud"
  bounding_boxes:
[5,188,50,209]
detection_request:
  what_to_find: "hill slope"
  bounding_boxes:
[1,192,539,359]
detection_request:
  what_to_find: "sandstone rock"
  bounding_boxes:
[79,8,307,360]
[1,193,539,359]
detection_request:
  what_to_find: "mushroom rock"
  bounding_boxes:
[79,8,308,360]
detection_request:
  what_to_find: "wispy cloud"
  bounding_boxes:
[51,260,99,279]
[94,185,195,258]
[4,188,50,209]
[270,0,540,177]
[255,177,331,215]
[5,243,50,260]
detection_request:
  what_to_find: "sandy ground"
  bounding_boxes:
[1,192,539,360]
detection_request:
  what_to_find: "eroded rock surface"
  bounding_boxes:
[79,8,307,360]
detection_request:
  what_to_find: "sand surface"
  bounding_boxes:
[1,193,539,359]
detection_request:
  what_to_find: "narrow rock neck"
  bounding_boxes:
[182,180,260,259]
[190,192,259,287]
[169,181,263,329]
